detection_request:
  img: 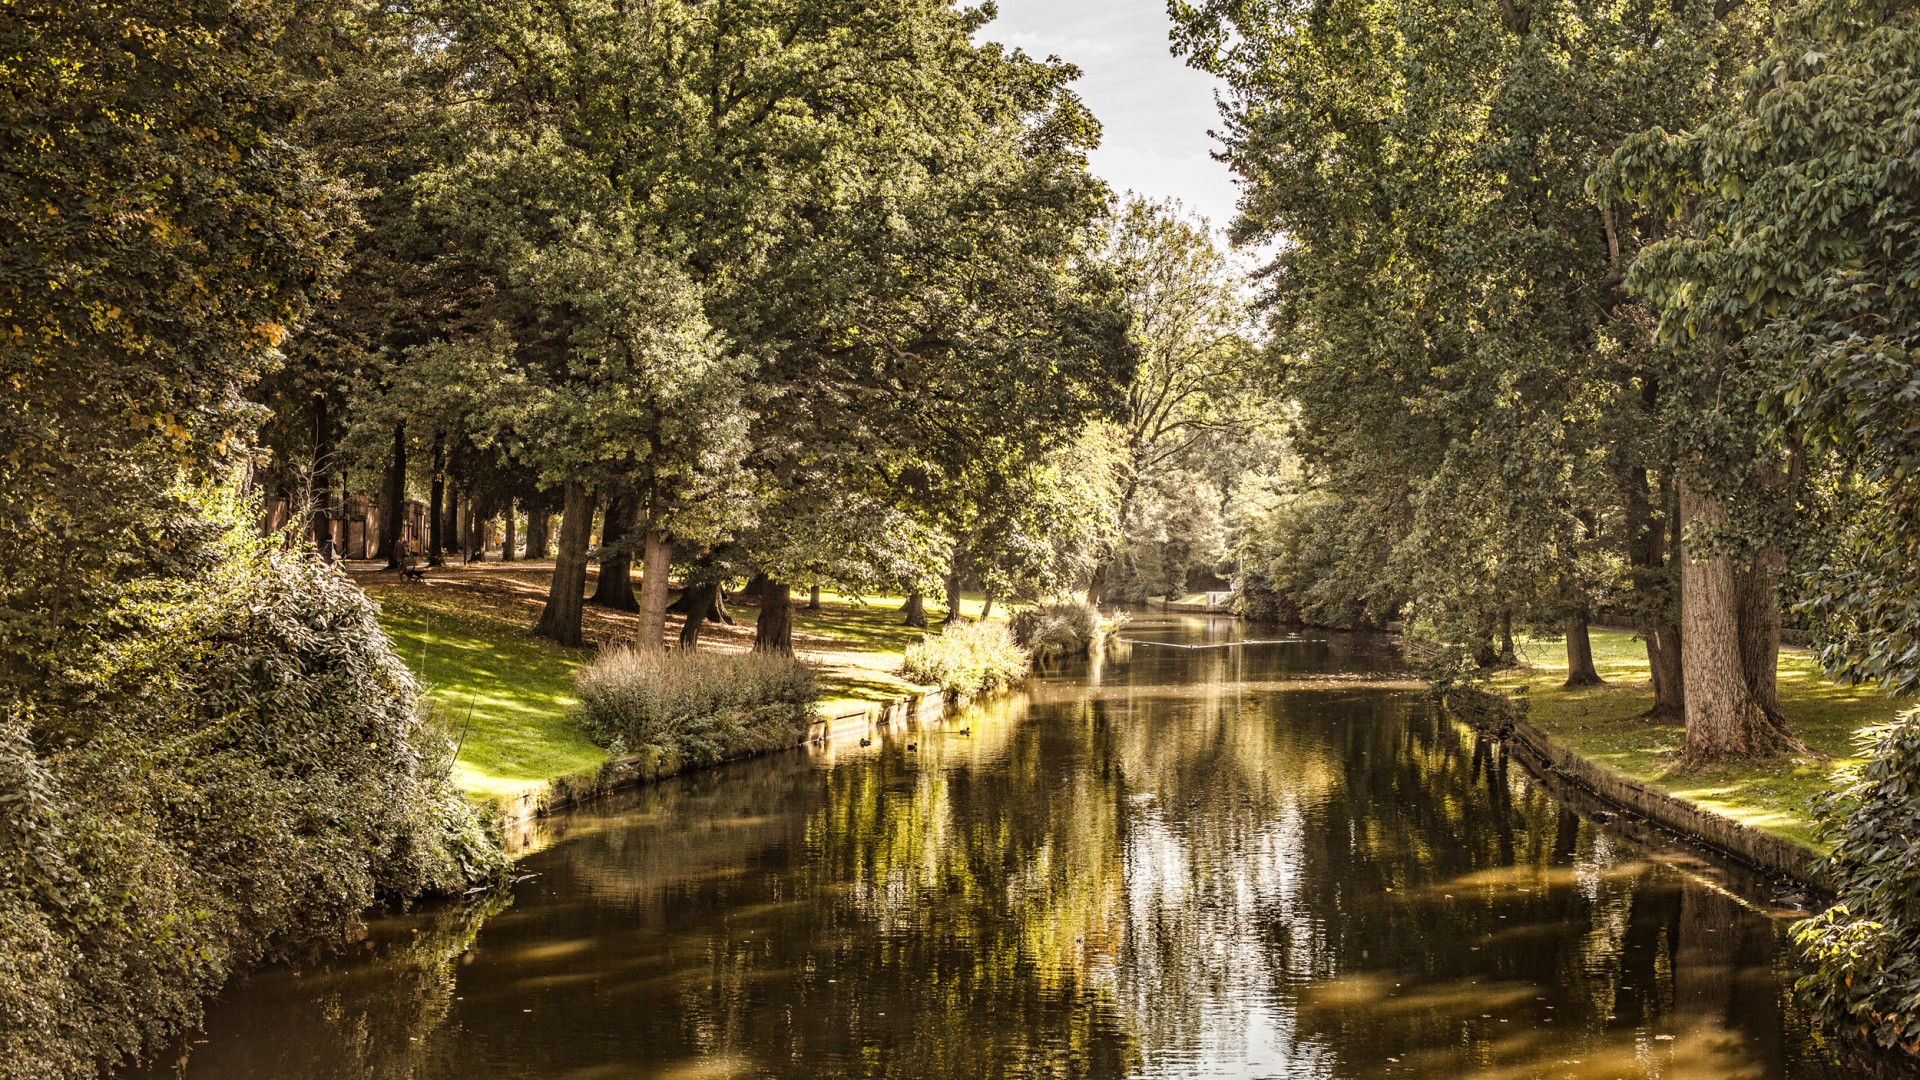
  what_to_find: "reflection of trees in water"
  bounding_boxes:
[439,690,1147,1079]
[131,890,511,1080]
[1255,701,1821,1080]
[148,632,1859,1080]
[1105,680,1329,1072]
[752,693,1140,1077]
[1091,640,1820,1079]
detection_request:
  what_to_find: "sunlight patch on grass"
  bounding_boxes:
[356,574,1011,797]
[1496,629,1900,851]
[364,582,606,803]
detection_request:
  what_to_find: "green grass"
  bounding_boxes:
[1496,629,1906,850]
[1148,592,1221,607]
[789,590,990,717]
[356,572,997,798]
[363,582,607,803]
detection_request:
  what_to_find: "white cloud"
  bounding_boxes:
[981,0,1242,233]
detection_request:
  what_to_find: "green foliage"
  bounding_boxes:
[1796,471,1920,697]
[0,542,502,1080]
[1590,3,1920,1047]
[1796,710,1920,1054]
[0,0,353,684]
[1234,485,1391,630]
[413,126,747,524]
[968,426,1128,604]
[1093,197,1270,604]
[1605,1,1920,701]
[1011,603,1106,663]
[900,621,1031,697]
[1169,0,1770,656]
[0,5,509,1073]
[572,649,818,770]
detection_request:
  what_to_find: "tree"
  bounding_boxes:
[971,426,1126,608]
[262,3,496,567]
[0,0,353,685]
[415,0,1119,651]
[1588,3,1904,758]
[0,4,503,1074]
[1171,0,1778,720]
[1579,0,1920,1046]
[1087,197,1261,606]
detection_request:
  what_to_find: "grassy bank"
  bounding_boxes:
[354,564,980,802]
[1494,629,1904,850]
[364,581,606,802]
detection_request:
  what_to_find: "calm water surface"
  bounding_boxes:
[140,618,1872,1079]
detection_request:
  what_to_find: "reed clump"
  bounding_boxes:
[574,648,818,768]
[901,620,1031,696]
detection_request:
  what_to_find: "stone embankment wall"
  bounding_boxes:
[1446,687,1831,890]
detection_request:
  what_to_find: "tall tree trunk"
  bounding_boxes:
[1625,466,1684,716]
[741,573,768,601]
[1497,609,1516,666]
[534,480,593,647]
[427,437,446,567]
[754,581,794,655]
[807,584,822,611]
[1085,562,1108,608]
[713,583,734,625]
[525,504,551,559]
[444,482,460,552]
[636,523,672,652]
[1738,460,1793,721]
[901,591,928,628]
[942,547,965,626]
[501,500,517,561]
[1659,471,1689,715]
[1647,619,1685,716]
[678,578,721,649]
[1736,553,1784,719]
[464,498,484,563]
[380,421,408,569]
[1678,477,1799,761]
[310,394,334,562]
[589,492,638,611]
[980,589,996,621]
[1563,609,1603,687]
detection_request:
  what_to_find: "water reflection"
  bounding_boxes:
[136,620,1867,1079]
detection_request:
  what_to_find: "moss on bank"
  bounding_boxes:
[1493,629,1904,850]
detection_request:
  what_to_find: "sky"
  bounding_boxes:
[981,0,1242,231]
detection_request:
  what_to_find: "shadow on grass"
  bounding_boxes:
[354,576,985,795]
[362,580,606,802]
[1500,629,1901,849]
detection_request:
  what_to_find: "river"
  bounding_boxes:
[133,617,1865,1079]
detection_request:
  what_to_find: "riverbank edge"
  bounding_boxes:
[493,686,953,854]
[1444,687,1834,891]
[488,612,1125,852]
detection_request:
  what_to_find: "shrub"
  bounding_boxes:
[901,620,1031,696]
[1011,602,1112,663]
[1794,710,1920,1056]
[0,549,504,1080]
[573,648,818,769]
